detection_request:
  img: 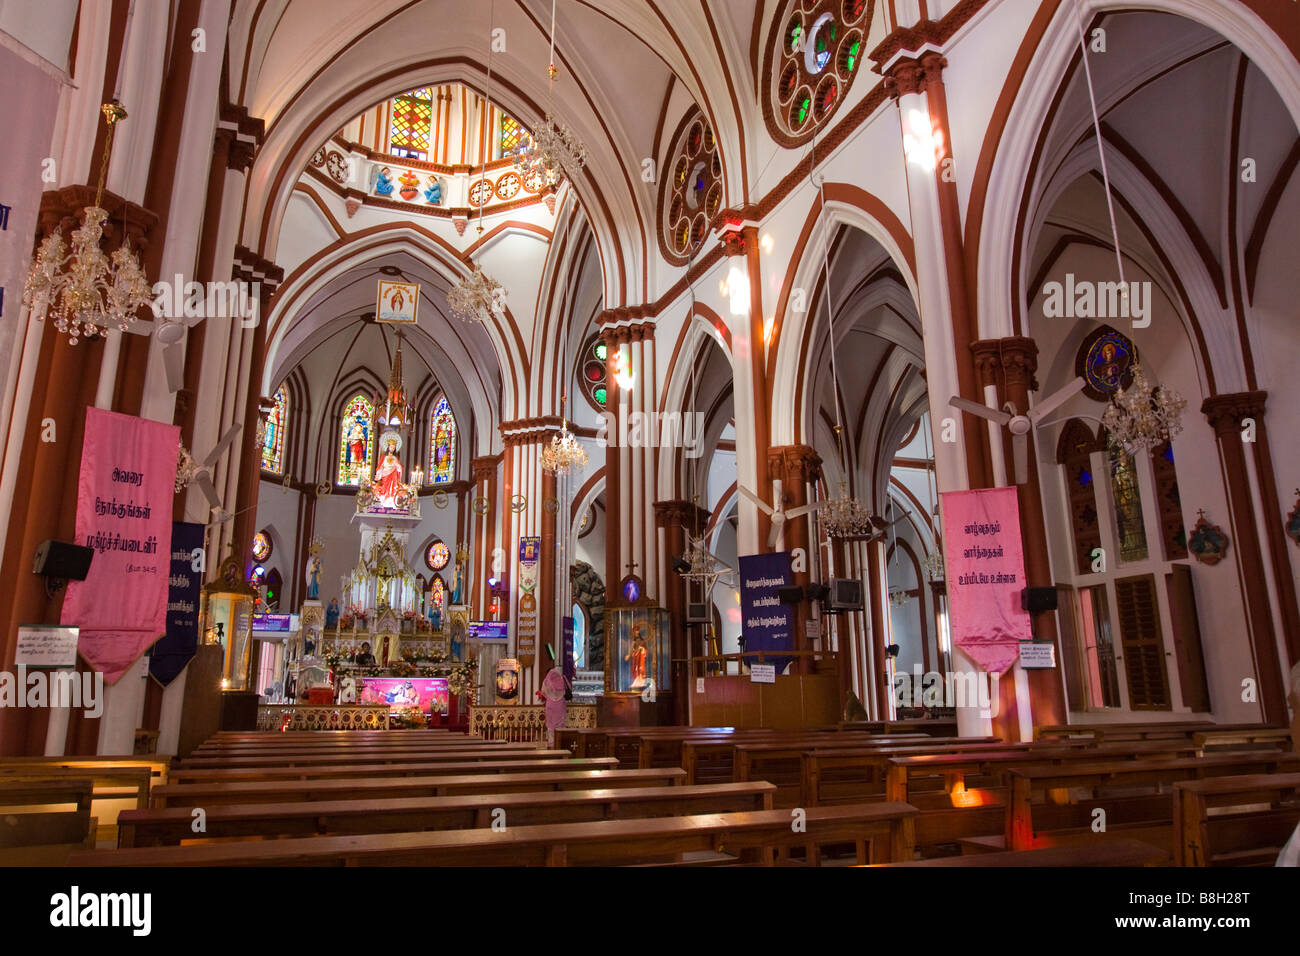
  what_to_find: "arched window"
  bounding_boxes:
[389,88,434,159]
[431,575,446,612]
[337,394,375,485]
[1108,446,1148,563]
[499,115,527,157]
[578,337,608,413]
[261,385,288,474]
[428,396,456,484]
[1057,419,1103,574]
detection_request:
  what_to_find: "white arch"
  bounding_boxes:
[977,0,1300,342]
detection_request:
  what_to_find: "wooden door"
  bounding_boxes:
[1165,564,1211,712]
[1113,575,1171,710]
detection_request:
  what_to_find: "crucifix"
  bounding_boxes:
[625,559,639,576]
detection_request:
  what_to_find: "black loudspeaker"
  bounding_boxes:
[33,540,94,581]
[1021,586,1058,613]
[778,586,804,604]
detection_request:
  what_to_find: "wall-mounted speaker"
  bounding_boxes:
[1020,587,1058,613]
[33,540,93,582]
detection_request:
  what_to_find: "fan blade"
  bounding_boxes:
[163,342,186,393]
[784,503,816,520]
[1013,432,1029,485]
[949,396,1012,426]
[200,424,242,468]
[1027,377,1086,423]
[737,485,773,516]
[766,513,785,549]
[193,472,223,510]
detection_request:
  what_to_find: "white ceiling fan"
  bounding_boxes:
[948,378,1085,485]
[158,319,188,393]
[737,485,817,549]
[178,424,242,520]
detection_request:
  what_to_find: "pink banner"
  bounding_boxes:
[61,408,180,684]
[940,487,1032,676]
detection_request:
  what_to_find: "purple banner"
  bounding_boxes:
[738,551,794,674]
[150,521,205,687]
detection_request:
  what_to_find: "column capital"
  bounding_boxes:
[766,444,823,486]
[653,499,710,529]
[881,50,947,99]
[470,454,501,483]
[969,336,1040,392]
[1201,390,1267,436]
[500,416,563,446]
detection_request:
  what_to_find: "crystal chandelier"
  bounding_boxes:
[24,102,153,345]
[541,417,587,474]
[448,265,505,323]
[372,330,415,431]
[819,479,876,539]
[513,1,588,188]
[176,444,200,494]
[889,587,912,608]
[1099,362,1186,453]
[923,549,945,581]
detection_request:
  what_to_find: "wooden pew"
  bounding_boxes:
[150,765,682,808]
[192,739,515,757]
[1193,729,1291,755]
[168,752,581,784]
[177,745,539,770]
[0,762,155,839]
[119,781,778,847]
[1006,751,1300,851]
[875,837,1166,867]
[78,802,919,867]
[1173,772,1300,866]
[1034,721,1273,744]
[0,777,97,864]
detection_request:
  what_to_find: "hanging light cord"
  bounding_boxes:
[1075,2,1127,290]
[809,130,849,481]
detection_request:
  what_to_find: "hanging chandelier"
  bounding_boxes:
[372,330,415,431]
[541,396,587,474]
[922,550,945,581]
[1099,361,1186,453]
[819,479,876,539]
[448,265,505,323]
[513,2,588,189]
[24,102,153,345]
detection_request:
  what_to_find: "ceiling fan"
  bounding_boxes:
[948,377,1085,485]
[737,485,816,549]
[178,424,242,521]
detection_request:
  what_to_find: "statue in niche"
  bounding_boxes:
[373,438,404,507]
[305,555,321,600]
[423,176,443,205]
[374,166,395,197]
[325,598,340,629]
[398,169,420,201]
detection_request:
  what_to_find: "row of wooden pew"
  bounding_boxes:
[4,719,1294,866]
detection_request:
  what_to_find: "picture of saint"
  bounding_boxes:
[348,419,368,476]
[373,439,404,506]
[374,166,395,196]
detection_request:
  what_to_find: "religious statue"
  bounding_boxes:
[306,556,321,600]
[373,439,404,506]
[398,169,420,201]
[450,562,463,605]
[374,166,395,196]
[432,605,443,632]
[449,626,462,662]
[625,627,648,690]
[325,598,340,629]
[424,176,443,205]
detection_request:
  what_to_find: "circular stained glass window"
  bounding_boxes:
[762,0,869,147]
[579,336,609,414]
[426,540,450,571]
[1075,326,1137,401]
[252,531,272,563]
[658,110,724,267]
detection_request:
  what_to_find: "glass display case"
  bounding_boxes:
[603,578,670,697]
[201,555,259,692]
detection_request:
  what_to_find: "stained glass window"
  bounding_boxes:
[426,540,450,571]
[580,338,608,412]
[428,396,456,484]
[431,576,446,611]
[500,115,527,156]
[252,531,272,563]
[261,385,288,474]
[337,394,375,485]
[1108,447,1149,562]
[390,88,434,159]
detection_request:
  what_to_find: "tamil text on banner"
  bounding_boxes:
[940,486,1032,676]
[149,521,205,686]
[738,551,794,673]
[516,536,541,665]
[61,408,180,684]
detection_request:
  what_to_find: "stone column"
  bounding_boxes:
[767,444,823,676]
[654,499,710,724]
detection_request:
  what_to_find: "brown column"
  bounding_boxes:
[602,320,627,595]
[654,500,710,724]
[767,445,823,677]
[866,538,889,718]
[539,462,557,678]
[1248,418,1300,666]
[1202,391,1289,724]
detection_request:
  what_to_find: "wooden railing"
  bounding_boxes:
[468,704,599,742]
[256,704,392,731]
